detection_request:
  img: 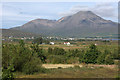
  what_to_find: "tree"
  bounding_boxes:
[82,44,101,64]
[105,54,114,65]
[2,40,42,75]
[2,65,14,80]
[97,49,110,64]
[31,44,46,63]
[33,37,43,44]
[53,47,66,55]
[79,50,85,63]
[112,49,119,60]
[48,47,53,54]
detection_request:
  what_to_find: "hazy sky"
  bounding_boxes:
[1,2,118,28]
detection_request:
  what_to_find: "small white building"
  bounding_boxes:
[95,43,98,46]
[64,42,70,46]
[50,42,55,45]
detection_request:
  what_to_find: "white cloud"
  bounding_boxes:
[58,2,118,21]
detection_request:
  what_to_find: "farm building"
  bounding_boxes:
[50,42,55,45]
[64,42,70,46]
[95,43,98,46]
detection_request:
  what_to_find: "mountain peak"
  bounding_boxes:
[75,11,94,15]
[74,11,97,17]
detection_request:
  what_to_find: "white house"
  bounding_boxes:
[64,42,70,46]
[95,43,98,46]
[50,42,55,45]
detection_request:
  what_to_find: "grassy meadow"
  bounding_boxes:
[15,65,118,78]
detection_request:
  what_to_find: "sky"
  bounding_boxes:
[1,2,118,29]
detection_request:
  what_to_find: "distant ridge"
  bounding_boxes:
[2,29,40,38]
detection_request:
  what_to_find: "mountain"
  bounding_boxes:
[2,29,40,38]
[12,19,56,35]
[11,11,118,38]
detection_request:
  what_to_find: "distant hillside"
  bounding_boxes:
[11,11,118,38]
[2,29,40,38]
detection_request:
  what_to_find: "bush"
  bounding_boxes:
[66,57,79,64]
[33,37,43,44]
[105,54,114,65]
[74,65,80,68]
[53,47,66,55]
[31,44,46,63]
[47,55,67,64]
[2,66,14,80]
[48,47,53,54]
[97,50,111,64]
[58,67,62,69]
[81,44,101,64]
[22,57,40,74]
[2,40,43,75]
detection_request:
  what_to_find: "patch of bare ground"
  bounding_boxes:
[42,64,117,69]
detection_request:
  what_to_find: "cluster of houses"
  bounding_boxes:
[49,42,98,46]
[49,42,71,46]
[2,36,35,41]
[64,42,70,46]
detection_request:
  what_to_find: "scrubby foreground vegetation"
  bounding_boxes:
[16,66,118,78]
[2,40,119,79]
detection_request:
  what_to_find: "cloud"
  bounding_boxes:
[58,2,118,21]
[59,6,89,16]
[2,3,57,28]
[93,3,117,18]
[2,2,118,28]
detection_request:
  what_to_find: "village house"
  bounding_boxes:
[64,42,70,46]
[95,43,98,46]
[50,42,55,45]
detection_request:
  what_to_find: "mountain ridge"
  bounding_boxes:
[11,11,118,38]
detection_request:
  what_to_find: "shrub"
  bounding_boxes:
[105,54,114,65]
[53,47,66,55]
[82,44,101,64]
[47,55,67,64]
[58,67,62,69]
[74,65,80,68]
[66,57,79,64]
[48,47,53,54]
[2,40,43,75]
[2,66,14,80]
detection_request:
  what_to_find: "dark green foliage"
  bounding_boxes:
[2,40,44,75]
[58,67,62,69]
[48,47,53,54]
[33,37,50,44]
[47,55,67,64]
[79,50,85,63]
[97,50,110,64]
[112,49,119,59]
[2,65,14,80]
[53,47,66,55]
[105,54,114,65]
[22,58,40,74]
[33,37,43,44]
[66,49,80,58]
[81,44,101,64]
[42,39,50,44]
[31,44,46,63]
[97,53,106,64]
